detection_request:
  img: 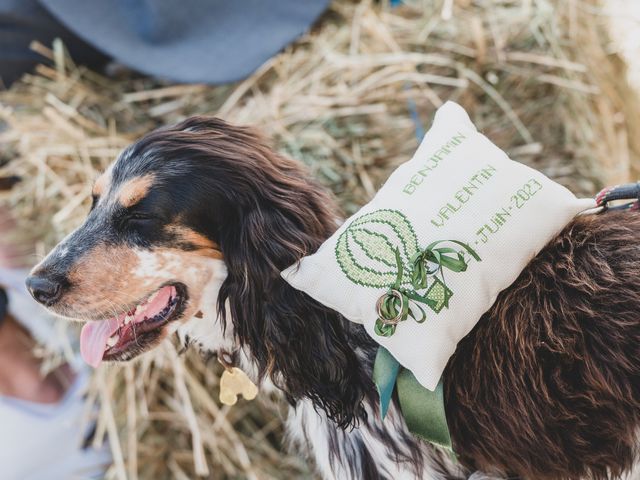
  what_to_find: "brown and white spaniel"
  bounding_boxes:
[26,117,640,480]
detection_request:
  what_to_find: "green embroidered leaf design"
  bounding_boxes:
[424,277,453,313]
[350,229,397,268]
[350,210,420,263]
[335,209,419,288]
[336,232,396,288]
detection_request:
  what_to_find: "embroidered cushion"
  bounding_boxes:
[282,102,595,390]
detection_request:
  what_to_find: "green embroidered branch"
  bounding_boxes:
[375,241,481,337]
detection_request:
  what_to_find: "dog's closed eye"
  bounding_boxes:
[124,211,155,225]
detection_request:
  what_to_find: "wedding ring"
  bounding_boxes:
[376,289,405,326]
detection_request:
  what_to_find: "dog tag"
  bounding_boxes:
[219,367,258,406]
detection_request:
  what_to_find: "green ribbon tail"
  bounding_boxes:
[404,289,439,311]
[373,348,455,456]
[373,347,400,419]
[396,370,454,454]
[433,248,468,272]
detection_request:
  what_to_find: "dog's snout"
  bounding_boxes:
[26,274,63,306]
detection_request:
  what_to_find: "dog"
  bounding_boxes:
[26,117,640,480]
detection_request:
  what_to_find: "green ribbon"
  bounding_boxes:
[375,248,435,336]
[373,347,454,454]
[375,241,481,336]
[373,346,400,418]
[397,371,452,452]
[411,239,481,288]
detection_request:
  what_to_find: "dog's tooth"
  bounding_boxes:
[107,335,119,348]
[135,304,146,315]
[147,290,159,303]
[124,315,133,324]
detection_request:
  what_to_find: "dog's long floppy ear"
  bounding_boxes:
[189,120,374,428]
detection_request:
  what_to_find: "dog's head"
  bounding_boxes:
[27,117,370,425]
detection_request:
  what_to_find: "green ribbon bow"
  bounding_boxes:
[373,347,454,454]
[411,240,480,288]
[374,248,434,336]
[375,241,480,336]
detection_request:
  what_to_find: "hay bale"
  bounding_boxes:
[1,1,639,478]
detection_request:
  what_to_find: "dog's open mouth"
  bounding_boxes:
[79,283,187,367]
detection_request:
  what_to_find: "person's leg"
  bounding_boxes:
[0,208,73,403]
[0,0,109,87]
[0,313,72,403]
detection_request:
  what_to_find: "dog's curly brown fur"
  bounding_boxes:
[446,211,640,479]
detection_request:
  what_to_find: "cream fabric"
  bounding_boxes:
[282,102,595,390]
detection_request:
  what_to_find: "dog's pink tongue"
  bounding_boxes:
[80,317,122,368]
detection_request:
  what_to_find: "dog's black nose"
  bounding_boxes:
[26,275,62,306]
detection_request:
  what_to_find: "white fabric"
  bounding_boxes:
[282,102,595,391]
[0,371,111,480]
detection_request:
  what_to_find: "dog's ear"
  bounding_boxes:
[214,136,372,428]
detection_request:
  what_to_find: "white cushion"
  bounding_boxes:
[282,102,595,390]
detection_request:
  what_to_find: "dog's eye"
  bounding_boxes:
[125,212,155,227]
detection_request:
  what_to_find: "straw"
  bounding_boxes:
[1,1,639,478]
